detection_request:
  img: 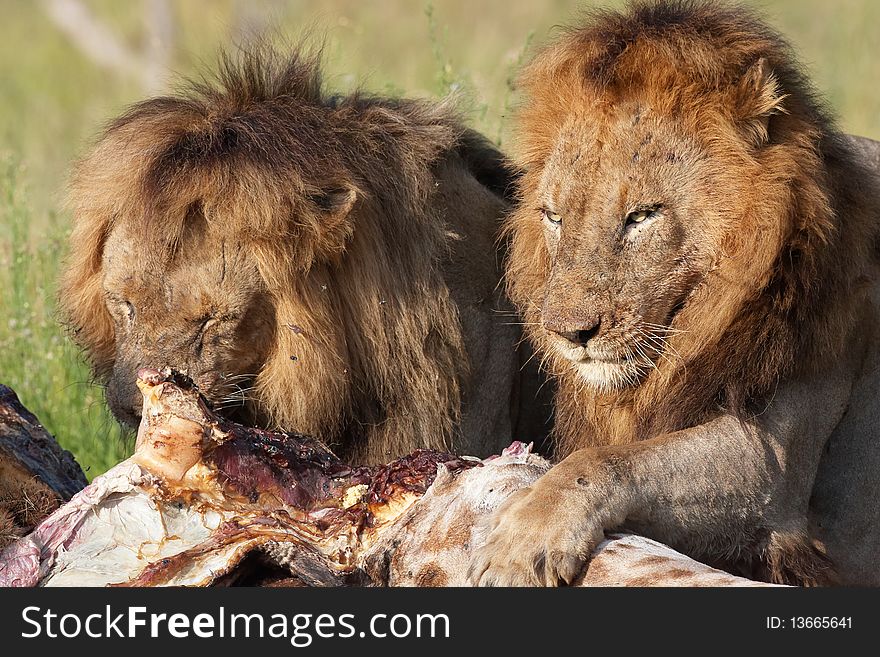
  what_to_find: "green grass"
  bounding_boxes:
[0,157,130,478]
[0,0,878,477]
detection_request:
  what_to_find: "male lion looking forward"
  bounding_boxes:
[60,49,549,464]
[470,1,880,586]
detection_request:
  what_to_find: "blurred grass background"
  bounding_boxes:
[1,0,878,478]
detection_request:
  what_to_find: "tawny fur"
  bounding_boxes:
[60,48,547,464]
[508,1,876,450]
[0,474,59,550]
[494,0,880,585]
[508,3,877,455]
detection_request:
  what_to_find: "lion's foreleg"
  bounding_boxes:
[469,371,853,586]
[583,416,834,584]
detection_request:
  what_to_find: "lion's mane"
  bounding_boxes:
[505,0,880,455]
[60,48,513,462]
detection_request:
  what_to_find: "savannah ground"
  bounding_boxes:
[1,0,878,478]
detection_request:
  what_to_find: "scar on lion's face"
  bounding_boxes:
[534,106,727,391]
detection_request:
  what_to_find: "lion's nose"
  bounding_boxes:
[545,320,601,346]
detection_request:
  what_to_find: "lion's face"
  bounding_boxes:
[101,222,275,428]
[528,105,728,391]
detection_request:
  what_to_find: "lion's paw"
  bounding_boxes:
[467,486,602,586]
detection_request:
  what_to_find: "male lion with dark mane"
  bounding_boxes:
[60,49,549,464]
[469,0,880,586]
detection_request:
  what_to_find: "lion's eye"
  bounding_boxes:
[106,293,135,324]
[201,317,218,333]
[197,315,234,339]
[625,207,661,229]
[194,317,220,357]
[541,209,562,226]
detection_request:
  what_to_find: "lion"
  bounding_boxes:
[469,0,880,586]
[59,48,550,465]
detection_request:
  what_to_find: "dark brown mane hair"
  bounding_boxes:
[61,46,513,460]
[506,0,880,454]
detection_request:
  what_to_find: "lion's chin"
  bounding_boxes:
[571,359,641,392]
[549,339,645,391]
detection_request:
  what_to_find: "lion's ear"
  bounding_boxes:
[298,185,359,264]
[310,187,357,218]
[735,58,788,146]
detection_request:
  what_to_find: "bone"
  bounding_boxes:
[0,370,771,587]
